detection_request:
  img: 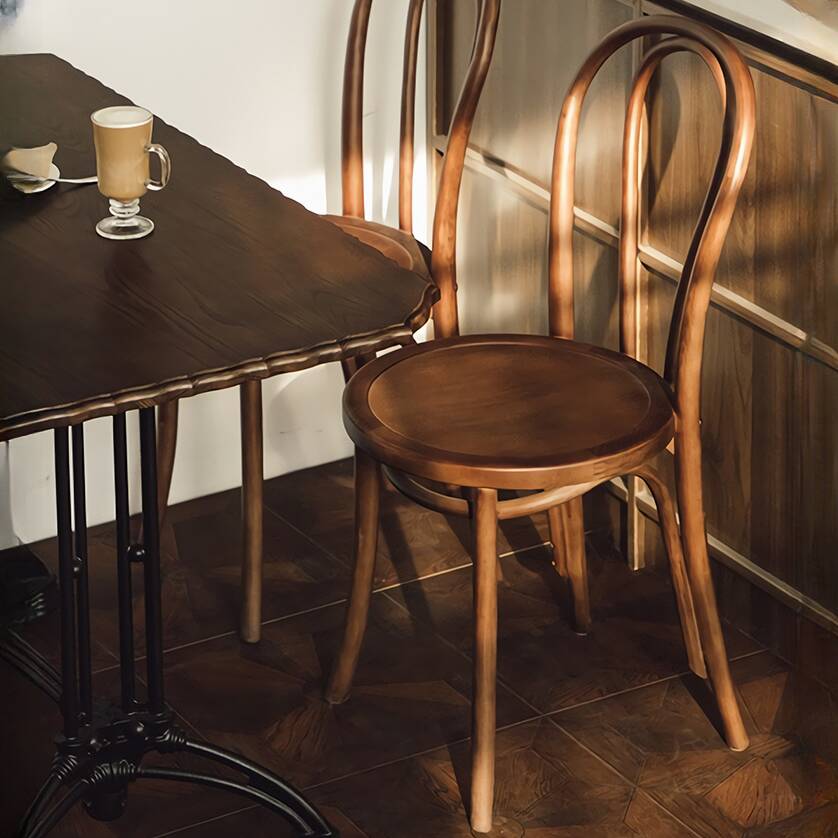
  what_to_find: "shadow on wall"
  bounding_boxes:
[322,0,427,234]
[0,0,20,18]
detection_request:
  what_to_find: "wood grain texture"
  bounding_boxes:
[160,590,532,791]
[558,652,838,837]
[0,54,437,442]
[646,50,837,349]
[343,334,676,490]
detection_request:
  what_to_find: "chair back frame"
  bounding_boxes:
[340,0,501,339]
[549,16,756,428]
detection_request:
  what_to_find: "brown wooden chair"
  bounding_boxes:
[152,0,501,643]
[326,15,756,834]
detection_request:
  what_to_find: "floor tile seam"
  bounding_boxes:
[152,648,773,807]
[89,516,554,665]
[263,495,562,584]
[262,501,355,571]
[542,647,769,720]
[546,694,757,838]
[152,804,258,837]
[380,580,767,719]
[301,708,548,794]
[633,787,705,838]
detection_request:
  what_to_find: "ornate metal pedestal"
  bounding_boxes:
[3,408,334,838]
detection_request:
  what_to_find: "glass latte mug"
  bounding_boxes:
[91,106,171,240]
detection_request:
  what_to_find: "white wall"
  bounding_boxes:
[0,0,428,543]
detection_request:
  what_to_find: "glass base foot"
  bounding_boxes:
[96,215,154,240]
[95,198,154,240]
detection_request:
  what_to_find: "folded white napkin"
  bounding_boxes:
[1,142,58,178]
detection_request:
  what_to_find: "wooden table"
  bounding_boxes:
[0,54,436,837]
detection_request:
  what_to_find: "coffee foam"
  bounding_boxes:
[92,106,152,129]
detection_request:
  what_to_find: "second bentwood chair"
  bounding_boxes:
[326,15,756,834]
[153,0,501,643]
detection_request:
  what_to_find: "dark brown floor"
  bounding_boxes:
[2,458,836,837]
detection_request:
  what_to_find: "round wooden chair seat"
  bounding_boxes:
[343,334,675,490]
[323,215,432,278]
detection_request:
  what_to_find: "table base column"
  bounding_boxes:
[14,409,334,838]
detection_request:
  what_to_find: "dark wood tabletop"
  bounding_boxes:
[0,54,436,442]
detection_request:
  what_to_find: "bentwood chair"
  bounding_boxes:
[326,16,756,833]
[153,0,501,643]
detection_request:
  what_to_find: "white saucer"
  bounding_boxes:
[10,163,60,194]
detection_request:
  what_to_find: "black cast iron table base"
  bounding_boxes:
[2,408,334,838]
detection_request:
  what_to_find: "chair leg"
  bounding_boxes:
[634,466,706,679]
[156,401,179,532]
[240,381,264,644]
[470,487,498,834]
[325,448,381,705]
[675,431,749,752]
[554,497,590,634]
[547,505,567,577]
[340,352,375,382]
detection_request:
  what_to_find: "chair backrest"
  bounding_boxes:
[341,0,501,339]
[548,16,755,432]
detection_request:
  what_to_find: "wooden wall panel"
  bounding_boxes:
[747,335,799,588]
[799,357,838,614]
[646,53,838,340]
[810,95,838,350]
[441,0,633,227]
[573,231,620,351]
[432,0,838,635]
[646,268,754,559]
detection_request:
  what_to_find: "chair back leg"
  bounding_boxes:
[547,505,568,577]
[634,466,706,678]
[675,430,749,751]
[556,498,590,634]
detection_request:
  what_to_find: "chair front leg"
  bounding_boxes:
[240,381,264,644]
[675,428,749,752]
[470,487,498,834]
[633,464,706,678]
[325,447,381,705]
[548,497,590,634]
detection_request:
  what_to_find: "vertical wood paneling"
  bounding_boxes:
[646,53,838,337]
[811,94,838,350]
[799,356,838,613]
[699,302,754,558]
[646,268,753,559]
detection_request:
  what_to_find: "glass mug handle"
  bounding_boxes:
[145,143,171,191]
